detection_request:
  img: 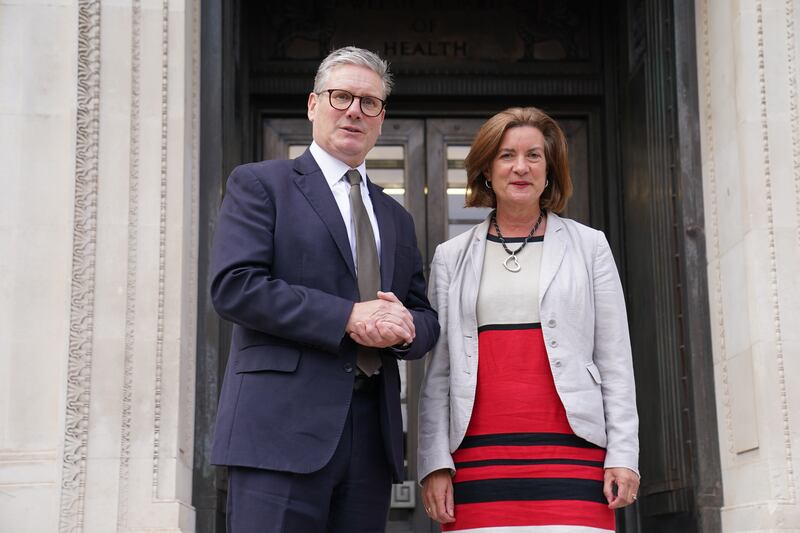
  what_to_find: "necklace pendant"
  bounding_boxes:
[503,254,521,273]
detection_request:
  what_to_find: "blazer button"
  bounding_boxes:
[553,359,562,367]
[343,363,354,373]
[550,339,558,348]
[548,319,557,328]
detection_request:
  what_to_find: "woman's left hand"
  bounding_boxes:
[603,467,640,509]
[421,469,456,524]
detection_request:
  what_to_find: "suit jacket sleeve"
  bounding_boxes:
[210,164,354,353]
[592,231,640,475]
[391,209,440,361]
[417,246,456,482]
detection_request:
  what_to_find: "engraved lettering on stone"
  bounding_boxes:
[383,40,467,57]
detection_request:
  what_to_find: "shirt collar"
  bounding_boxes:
[309,142,368,188]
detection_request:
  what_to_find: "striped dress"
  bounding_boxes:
[444,234,614,533]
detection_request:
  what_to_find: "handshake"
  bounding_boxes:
[345,291,415,348]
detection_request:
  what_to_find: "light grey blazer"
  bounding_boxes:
[417,213,639,483]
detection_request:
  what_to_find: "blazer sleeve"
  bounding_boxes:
[210,164,355,353]
[417,246,456,483]
[591,231,640,475]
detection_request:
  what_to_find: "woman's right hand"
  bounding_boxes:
[421,469,456,524]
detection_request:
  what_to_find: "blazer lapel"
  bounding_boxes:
[462,217,490,333]
[459,218,489,376]
[292,152,357,279]
[539,212,567,303]
[368,180,395,291]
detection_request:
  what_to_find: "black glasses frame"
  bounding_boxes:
[317,89,386,117]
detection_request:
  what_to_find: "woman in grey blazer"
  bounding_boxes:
[418,107,639,532]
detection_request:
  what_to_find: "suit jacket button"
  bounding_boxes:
[554,359,562,367]
[548,319,557,327]
[550,339,558,348]
[343,363,354,373]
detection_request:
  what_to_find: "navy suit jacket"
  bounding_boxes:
[209,150,439,482]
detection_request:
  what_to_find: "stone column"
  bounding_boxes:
[0,0,200,531]
[697,0,800,530]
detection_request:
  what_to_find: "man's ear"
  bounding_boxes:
[377,109,385,135]
[307,92,317,121]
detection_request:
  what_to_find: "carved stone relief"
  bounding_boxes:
[59,1,101,531]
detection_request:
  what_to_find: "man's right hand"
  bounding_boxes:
[346,291,415,347]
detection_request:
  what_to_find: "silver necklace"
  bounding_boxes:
[491,209,545,273]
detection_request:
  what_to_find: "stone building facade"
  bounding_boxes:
[0,0,798,531]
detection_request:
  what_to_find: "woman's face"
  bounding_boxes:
[485,126,548,213]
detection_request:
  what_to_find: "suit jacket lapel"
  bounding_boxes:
[292,151,357,279]
[368,179,395,291]
[540,212,566,303]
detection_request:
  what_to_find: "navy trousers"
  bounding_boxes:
[225,383,393,532]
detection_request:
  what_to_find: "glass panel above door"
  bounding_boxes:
[288,144,407,208]
[367,145,406,208]
[446,144,491,239]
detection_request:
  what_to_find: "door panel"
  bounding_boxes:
[425,119,489,261]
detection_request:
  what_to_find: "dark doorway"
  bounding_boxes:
[195,1,722,531]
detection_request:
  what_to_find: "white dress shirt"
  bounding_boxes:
[309,142,382,269]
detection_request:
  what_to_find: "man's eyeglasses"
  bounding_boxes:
[317,89,386,117]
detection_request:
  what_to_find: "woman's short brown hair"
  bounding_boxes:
[464,107,573,213]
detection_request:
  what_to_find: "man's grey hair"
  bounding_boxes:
[313,46,394,99]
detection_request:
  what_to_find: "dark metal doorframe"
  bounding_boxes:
[672,0,723,530]
[615,1,722,531]
[194,0,232,531]
[194,1,722,531]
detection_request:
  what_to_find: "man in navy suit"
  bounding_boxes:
[209,47,439,532]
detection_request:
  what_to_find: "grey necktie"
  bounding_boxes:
[346,169,382,376]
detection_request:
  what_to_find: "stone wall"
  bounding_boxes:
[697,0,800,530]
[0,0,200,531]
[4,0,800,531]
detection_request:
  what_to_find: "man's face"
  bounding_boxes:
[307,64,385,168]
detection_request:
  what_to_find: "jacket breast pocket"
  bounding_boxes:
[234,344,301,373]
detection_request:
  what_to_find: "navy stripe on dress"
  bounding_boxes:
[477,322,542,333]
[454,478,608,505]
[459,432,603,449]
